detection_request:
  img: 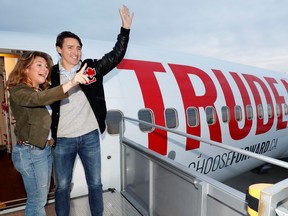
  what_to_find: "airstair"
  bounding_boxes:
[2,116,288,216]
[119,116,288,216]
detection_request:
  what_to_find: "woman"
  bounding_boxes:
[6,51,88,216]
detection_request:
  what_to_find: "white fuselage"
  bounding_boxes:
[1,31,288,198]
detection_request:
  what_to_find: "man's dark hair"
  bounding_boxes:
[55,31,83,48]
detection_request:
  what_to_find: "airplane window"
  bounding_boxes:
[235,106,242,121]
[276,104,281,117]
[138,109,154,132]
[246,105,253,120]
[187,107,198,127]
[106,110,124,135]
[165,108,178,128]
[257,104,264,119]
[284,104,288,115]
[267,104,273,118]
[221,106,230,123]
[205,107,215,125]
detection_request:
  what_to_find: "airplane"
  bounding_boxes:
[1,30,288,210]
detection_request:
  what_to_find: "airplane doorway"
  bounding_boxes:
[0,51,55,211]
[0,53,25,209]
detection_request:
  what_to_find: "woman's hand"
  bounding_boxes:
[71,63,89,85]
[62,63,89,93]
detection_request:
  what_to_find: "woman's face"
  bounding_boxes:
[26,56,49,88]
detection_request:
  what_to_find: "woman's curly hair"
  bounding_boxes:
[6,51,53,91]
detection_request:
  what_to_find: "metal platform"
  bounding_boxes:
[1,190,142,216]
[3,116,288,216]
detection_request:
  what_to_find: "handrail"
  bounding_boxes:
[122,116,288,170]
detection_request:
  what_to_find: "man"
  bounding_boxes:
[50,5,133,216]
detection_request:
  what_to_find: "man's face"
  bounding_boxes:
[57,37,82,70]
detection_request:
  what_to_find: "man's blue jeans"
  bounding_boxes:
[12,144,52,216]
[53,129,103,216]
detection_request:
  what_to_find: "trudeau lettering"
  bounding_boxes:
[118,59,288,155]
